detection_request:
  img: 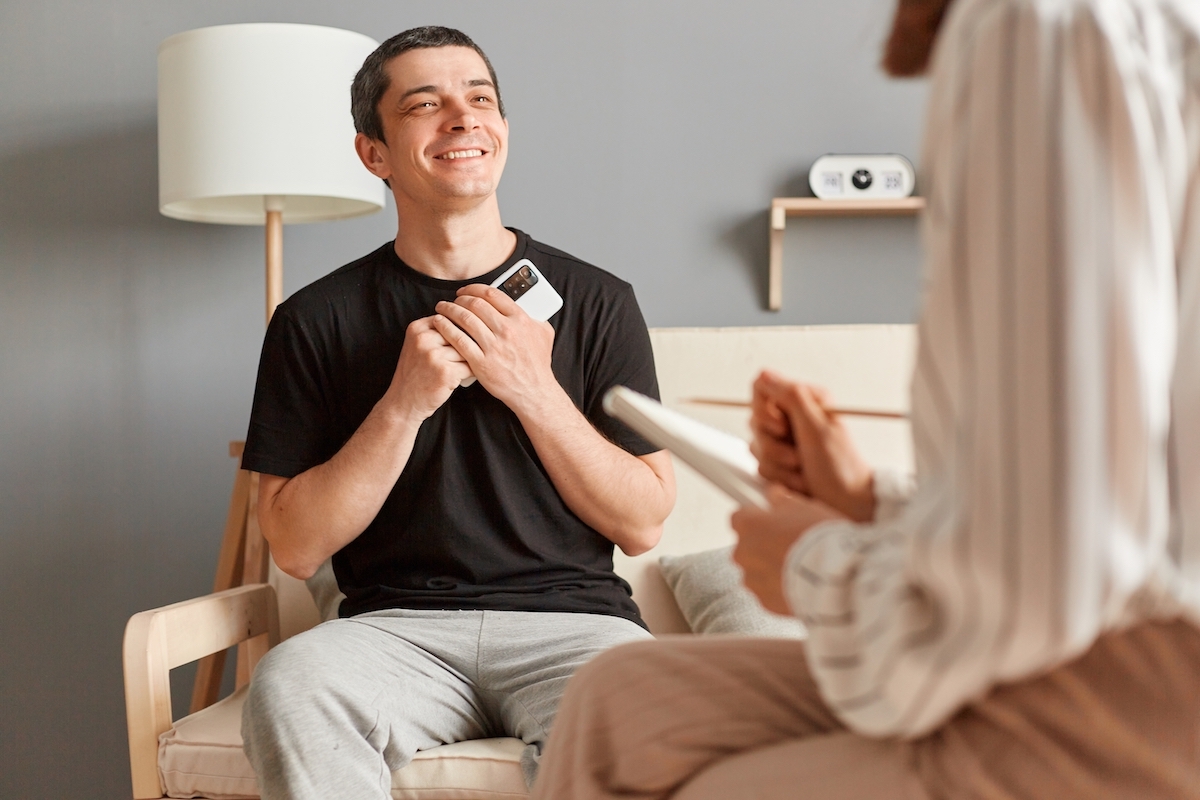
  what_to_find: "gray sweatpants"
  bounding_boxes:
[241,608,651,800]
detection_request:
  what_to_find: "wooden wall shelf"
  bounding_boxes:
[768,196,925,310]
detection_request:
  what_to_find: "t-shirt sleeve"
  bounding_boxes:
[581,283,661,457]
[241,305,334,478]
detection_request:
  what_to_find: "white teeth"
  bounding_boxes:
[440,149,483,160]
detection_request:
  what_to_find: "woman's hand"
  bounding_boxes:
[731,484,847,615]
[749,370,876,522]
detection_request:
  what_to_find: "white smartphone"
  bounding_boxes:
[460,259,563,387]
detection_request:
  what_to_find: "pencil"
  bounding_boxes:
[682,397,908,420]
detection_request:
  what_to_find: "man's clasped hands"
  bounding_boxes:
[389,283,557,423]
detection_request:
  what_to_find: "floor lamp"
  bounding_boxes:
[157,23,384,710]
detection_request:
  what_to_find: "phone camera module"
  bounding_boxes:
[502,265,539,300]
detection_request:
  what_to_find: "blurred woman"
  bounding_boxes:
[530,0,1200,797]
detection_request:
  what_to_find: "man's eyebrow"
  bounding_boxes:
[398,78,495,104]
[397,84,437,104]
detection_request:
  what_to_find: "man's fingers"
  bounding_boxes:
[408,325,463,360]
[430,314,483,364]
[438,339,467,362]
[449,293,508,331]
[445,359,473,381]
[408,323,442,345]
[456,283,523,316]
[416,323,472,372]
[407,315,439,332]
[435,301,496,350]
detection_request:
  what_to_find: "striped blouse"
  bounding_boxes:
[784,0,1200,738]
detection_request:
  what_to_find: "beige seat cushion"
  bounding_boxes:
[158,687,529,800]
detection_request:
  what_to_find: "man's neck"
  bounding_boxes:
[391,195,516,281]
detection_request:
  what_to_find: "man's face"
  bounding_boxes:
[365,46,508,208]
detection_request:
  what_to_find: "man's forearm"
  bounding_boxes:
[511,385,675,556]
[259,399,424,579]
[261,317,474,579]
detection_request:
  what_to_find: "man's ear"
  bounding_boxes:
[354,132,391,182]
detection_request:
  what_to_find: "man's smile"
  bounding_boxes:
[435,149,486,160]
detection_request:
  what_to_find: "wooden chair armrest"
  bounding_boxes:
[123,583,279,799]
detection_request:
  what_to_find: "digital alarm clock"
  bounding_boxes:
[808,154,916,200]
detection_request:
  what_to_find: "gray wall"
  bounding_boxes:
[0,1,927,796]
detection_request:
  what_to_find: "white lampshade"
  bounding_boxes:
[158,23,385,225]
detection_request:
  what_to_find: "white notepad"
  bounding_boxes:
[603,386,769,510]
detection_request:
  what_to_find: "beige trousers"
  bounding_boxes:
[530,620,1200,800]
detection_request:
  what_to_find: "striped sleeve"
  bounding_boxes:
[784,0,1190,738]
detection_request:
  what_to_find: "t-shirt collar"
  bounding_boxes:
[385,228,529,290]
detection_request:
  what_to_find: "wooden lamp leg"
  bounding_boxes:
[188,198,285,712]
[265,198,283,323]
[237,471,270,688]
[188,444,273,709]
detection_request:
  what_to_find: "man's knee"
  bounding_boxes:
[242,630,359,740]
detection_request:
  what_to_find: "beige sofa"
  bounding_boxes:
[122,324,915,800]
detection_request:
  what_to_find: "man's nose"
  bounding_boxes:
[446,101,480,131]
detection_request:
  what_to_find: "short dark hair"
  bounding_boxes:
[351,26,505,143]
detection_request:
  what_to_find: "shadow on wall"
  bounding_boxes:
[0,120,248,798]
[718,209,770,308]
[714,168,816,310]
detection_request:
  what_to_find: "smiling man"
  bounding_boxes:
[237,26,675,800]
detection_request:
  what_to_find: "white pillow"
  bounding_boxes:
[658,546,807,638]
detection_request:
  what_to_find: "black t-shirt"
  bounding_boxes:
[242,229,660,627]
